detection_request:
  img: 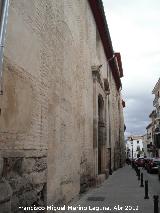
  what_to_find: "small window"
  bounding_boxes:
[136,146,140,151]
[137,141,139,144]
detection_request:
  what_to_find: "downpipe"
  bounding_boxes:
[0,0,10,95]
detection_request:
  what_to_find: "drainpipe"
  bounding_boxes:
[0,0,10,95]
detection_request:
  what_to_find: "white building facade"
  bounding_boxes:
[152,78,160,157]
[126,136,144,159]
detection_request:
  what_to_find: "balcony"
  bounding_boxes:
[147,142,156,152]
[156,111,160,120]
[154,133,160,148]
[155,127,160,134]
[153,96,160,107]
[147,134,151,139]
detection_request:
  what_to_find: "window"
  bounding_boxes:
[96,28,101,61]
[136,146,140,152]
[137,141,139,144]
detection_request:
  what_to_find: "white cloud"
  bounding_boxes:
[103,0,160,135]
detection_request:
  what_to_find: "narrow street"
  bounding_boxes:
[57,165,157,213]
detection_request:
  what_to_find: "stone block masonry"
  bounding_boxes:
[0,0,125,210]
[0,154,47,213]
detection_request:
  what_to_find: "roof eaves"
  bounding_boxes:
[88,0,122,90]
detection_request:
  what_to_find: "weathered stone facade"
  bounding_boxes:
[0,153,47,212]
[0,0,125,211]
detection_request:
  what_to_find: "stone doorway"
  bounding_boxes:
[98,94,104,174]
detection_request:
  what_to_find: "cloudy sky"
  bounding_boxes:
[103,0,160,137]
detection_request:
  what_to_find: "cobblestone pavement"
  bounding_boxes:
[56,165,156,213]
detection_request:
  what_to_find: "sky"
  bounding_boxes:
[103,0,160,137]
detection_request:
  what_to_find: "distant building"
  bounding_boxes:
[143,116,156,157]
[152,78,160,156]
[144,78,160,157]
[142,133,153,158]
[126,136,144,159]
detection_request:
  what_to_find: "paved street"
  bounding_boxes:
[57,165,158,213]
[142,168,160,197]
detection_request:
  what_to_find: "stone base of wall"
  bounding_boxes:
[80,172,107,194]
[96,174,106,186]
[80,174,93,194]
[104,169,109,178]
[0,155,47,213]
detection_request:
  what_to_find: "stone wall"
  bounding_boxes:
[0,153,47,213]
[0,0,125,210]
